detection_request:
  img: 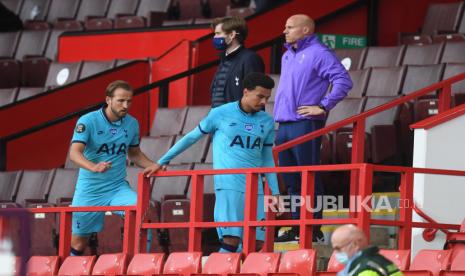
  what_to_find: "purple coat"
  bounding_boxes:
[274,34,353,122]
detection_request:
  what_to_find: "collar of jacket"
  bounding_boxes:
[358,246,380,257]
[220,45,244,60]
[284,34,317,52]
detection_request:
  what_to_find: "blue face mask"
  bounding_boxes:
[335,252,349,264]
[212,37,227,50]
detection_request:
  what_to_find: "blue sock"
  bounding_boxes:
[219,242,238,253]
[70,247,84,256]
[146,229,153,252]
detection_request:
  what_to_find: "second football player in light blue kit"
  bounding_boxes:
[69,80,160,256]
[155,72,280,253]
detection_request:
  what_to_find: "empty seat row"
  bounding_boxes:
[23,247,465,276]
[0,29,66,60]
[401,33,465,45]
[0,0,170,24]
[399,1,465,45]
[335,42,465,70]
[0,0,234,30]
[347,64,465,102]
[0,60,129,104]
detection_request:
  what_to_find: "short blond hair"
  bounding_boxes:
[105,80,133,97]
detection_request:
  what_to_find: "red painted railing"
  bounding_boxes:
[0,164,463,261]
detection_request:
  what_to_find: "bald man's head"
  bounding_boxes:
[283,14,315,46]
[331,224,369,260]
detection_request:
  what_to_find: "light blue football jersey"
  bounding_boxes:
[158,101,279,195]
[71,107,140,195]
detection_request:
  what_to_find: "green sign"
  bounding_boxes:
[317,33,367,49]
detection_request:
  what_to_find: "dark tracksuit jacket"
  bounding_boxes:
[210,46,264,108]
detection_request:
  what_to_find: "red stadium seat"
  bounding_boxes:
[92,253,128,275]
[191,252,241,275]
[450,249,465,270]
[230,252,281,276]
[327,251,345,272]
[126,253,165,275]
[0,59,21,88]
[363,46,405,69]
[269,249,317,276]
[27,256,59,276]
[379,249,411,270]
[157,251,202,276]
[76,0,110,21]
[150,107,188,137]
[0,31,20,58]
[58,255,96,276]
[439,272,465,276]
[203,252,241,274]
[409,250,452,276]
[0,88,18,107]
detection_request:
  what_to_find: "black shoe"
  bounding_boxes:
[275,229,299,242]
[312,229,325,243]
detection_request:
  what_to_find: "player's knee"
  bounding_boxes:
[222,235,240,246]
[71,235,89,252]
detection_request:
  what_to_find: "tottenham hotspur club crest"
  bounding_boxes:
[244,124,254,131]
[235,76,239,86]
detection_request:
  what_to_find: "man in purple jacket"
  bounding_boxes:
[274,14,353,242]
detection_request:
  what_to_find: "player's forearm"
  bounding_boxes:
[262,147,280,195]
[69,150,97,171]
[129,150,156,168]
[158,128,204,165]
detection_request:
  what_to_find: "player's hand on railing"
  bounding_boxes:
[143,163,167,177]
[270,195,285,217]
[92,161,112,173]
[297,105,325,116]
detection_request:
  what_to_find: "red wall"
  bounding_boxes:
[58,28,211,61]
[377,0,461,46]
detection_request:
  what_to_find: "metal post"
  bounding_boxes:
[398,170,414,250]
[188,174,204,251]
[243,173,258,255]
[350,119,365,218]
[123,209,135,256]
[134,173,151,253]
[438,84,451,113]
[0,139,6,171]
[299,170,315,249]
[58,211,72,259]
[158,83,169,107]
[357,164,373,241]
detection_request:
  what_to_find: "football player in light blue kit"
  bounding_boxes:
[69,80,159,256]
[154,73,280,253]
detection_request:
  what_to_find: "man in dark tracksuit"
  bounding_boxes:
[210,16,264,107]
[332,225,403,276]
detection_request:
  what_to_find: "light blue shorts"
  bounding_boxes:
[71,181,137,237]
[214,189,265,241]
